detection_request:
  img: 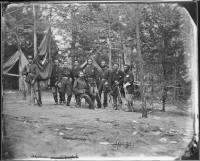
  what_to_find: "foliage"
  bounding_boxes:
[3,3,192,105]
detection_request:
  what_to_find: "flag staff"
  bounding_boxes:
[33,4,37,57]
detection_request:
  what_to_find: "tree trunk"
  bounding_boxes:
[71,9,77,66]
[135,5,147,118]
[108,24,112,70]
[33,4,37,57]
[151,73,154,109]
[162,65,168,112]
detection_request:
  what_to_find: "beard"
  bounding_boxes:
[124,69,129,73]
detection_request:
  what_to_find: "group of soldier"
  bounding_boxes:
[22,55,136,112]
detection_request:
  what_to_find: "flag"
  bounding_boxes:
[33,27,53,81]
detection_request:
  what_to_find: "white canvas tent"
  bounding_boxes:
[3,49,28,91]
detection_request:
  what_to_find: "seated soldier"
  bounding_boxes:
[73,71,95,109]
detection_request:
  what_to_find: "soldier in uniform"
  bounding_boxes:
[98,60,110,108]
[50,59,62,105]
[72,60,82,104]
[22,55,40,105]
[123,64,134,112]
[72,60,81,80]
[109,63,124,110]
[73,71,95,109]
[84,58,101,108]
[58,61,73,106]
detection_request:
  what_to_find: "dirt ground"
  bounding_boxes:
[2,90,194,160]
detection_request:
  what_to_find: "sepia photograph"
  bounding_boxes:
[1,1,199,160]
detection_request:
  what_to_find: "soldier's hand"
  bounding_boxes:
[31,80,35,85]
[55,81,58,86]
[115,81,119,85]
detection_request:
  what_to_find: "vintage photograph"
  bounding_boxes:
[1,1,199,160]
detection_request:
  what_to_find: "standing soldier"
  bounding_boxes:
[58,61,73,106]
[109,63,124,110]
[72,60,81,80]
[73,71,95,109]
[98,60,110,108]
[123,64,134,112]
[22,55,40,105]
[72,60,81,104]
[50,59,62,105]
[84,58,101,108]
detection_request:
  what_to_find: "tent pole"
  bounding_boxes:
[33,4,37,57]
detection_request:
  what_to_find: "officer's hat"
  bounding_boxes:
[27,55,33,60]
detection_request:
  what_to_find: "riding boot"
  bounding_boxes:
[62,93,66,105]
[59,92,63,104]
[96,94,102,108]
[66,95,72,106]
[130,102,134,112]
[103,93,108,108]
[113,96,118,110]
[53,93,58,105]
[84,94,95,109]
[127,102,132,112]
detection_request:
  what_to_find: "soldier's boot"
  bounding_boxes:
[23,91,27,100]
[130,102,134,112]
[127,102,132,112]
[62,93,66,105]
[53,93,58,105]
[113,97,118,110]
[84,95,95,109]
[96,94,102,109]
[77,99,81,107]
[36,88,42,106]
[66,95,72,106]
[58,92,63,104]
[103,93,108,108]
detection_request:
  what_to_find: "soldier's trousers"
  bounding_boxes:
[98,80,108,107]
[89,85,101,108]
[126,93,134,112]
[52,86,62,104]
[21,76,28,99]
[112,86,122,110]
[60,77,73,104]
[26,81,40,105]
[76,93,95,109]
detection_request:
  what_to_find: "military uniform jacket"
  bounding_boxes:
[124,71,134,94]
[84,65,98,79]
[50,63,61,86]
[110,70,124,87]
[22,63,39,84]
[84,65,100,85]
[100,66,110,81]
[72,65,81,79]
[58,67,72,82]
[73,78,89,94]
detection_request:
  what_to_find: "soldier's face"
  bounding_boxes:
[88,59,92,65]
[74,61,79,66]
[124,66,128,71]
[113,64,119,71]
[64,62,68,67]
[28,59,33,64]
[54,60,59,65]
[79,72,84,78]
[101,61,105,67]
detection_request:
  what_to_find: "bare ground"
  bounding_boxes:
[2,90,194,159]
